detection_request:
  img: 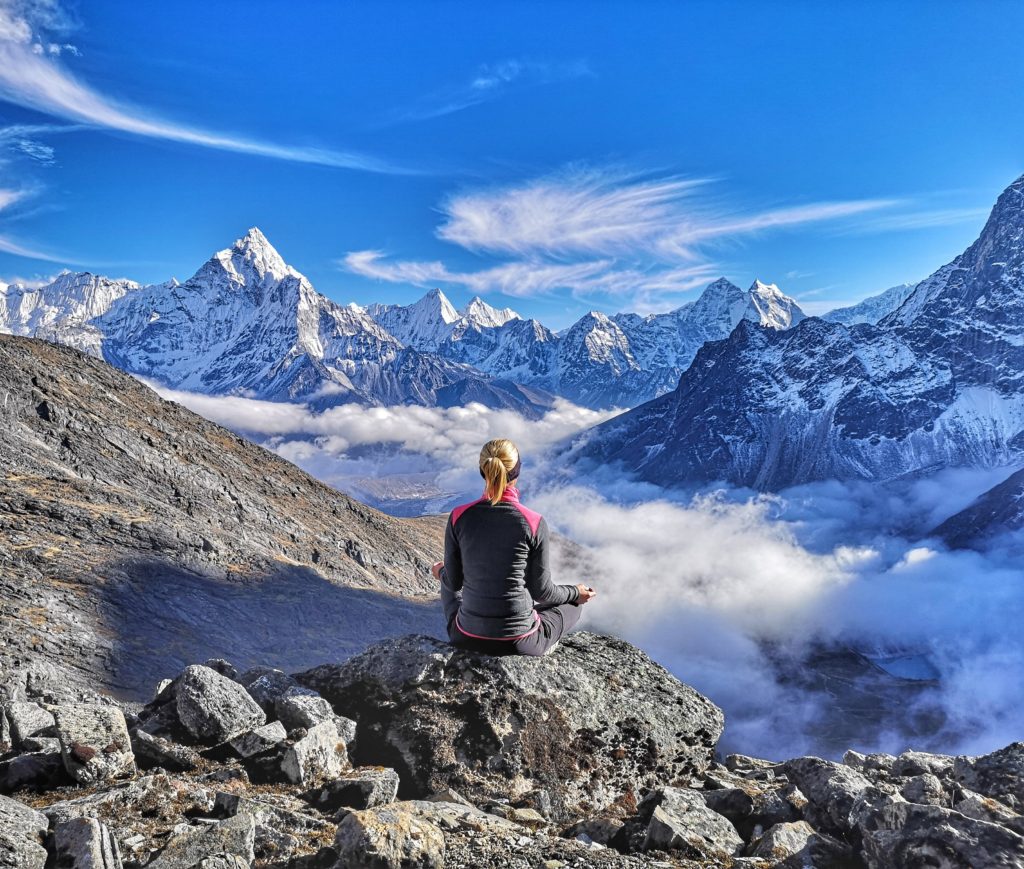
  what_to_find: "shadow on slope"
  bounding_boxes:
[96,558,444,699]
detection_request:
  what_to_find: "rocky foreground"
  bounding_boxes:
[1,632,1022,869]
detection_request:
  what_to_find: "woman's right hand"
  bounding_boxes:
[576,584,596,604]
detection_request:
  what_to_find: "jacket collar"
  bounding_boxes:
[482,486,520,503]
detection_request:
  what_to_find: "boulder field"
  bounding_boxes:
[1,632,1022,869]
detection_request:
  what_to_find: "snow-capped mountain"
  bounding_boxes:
[0,272,144,355]
[379,277,805,408]
[0,229,553,416]
[573,175,1024,490]
[823,282,917,326]
[367,289,521,351]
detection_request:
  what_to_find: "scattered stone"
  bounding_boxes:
[726,753,779,773]
[280,720,349,786]
[780,756,880,836]
[4,702,54,747]
[899,772,948,806]
[53,817,123,869]
[175,665,266,744]
[0,794,48,869]
[860,801,1024,869]
[214,792,333,862]
[131,728,201,772]
[892,749,954,779]
[44,775,215,865]
[303,766,400,813]
[747,820,815,860]
[566,817,626,846]
[639,787,744,860]
[298,633,724,821]
[228,720,287,758]
[53,704,135,785]
[953,742,1024,811]
[196,857,249,869]
[335,803,446,869]
[701,780,802,840]
[146,814,256,869]
[275,688,335,731]
[237,667,300,714]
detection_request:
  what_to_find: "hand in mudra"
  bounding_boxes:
[576,584,597,604]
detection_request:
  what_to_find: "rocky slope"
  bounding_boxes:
[0,334,446,699]
[822,282,917,326]
[573,174,1024,491]
[2,634,1021,868]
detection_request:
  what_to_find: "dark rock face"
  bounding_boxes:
[573,174,1024,496]
[298,632,724,821]
[0,334,445,698]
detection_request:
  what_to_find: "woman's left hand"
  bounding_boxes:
[431,561,444,581]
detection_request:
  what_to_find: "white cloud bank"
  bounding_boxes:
[152,382,1024,760]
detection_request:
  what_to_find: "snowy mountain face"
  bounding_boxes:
[574,175,1024,491]
[0,230,553,417]
[823,283,918,326]
[0,272,142,355]
[377,278,806,409]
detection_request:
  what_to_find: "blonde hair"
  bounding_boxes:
[479,438,519,505]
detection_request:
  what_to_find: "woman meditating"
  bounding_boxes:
[431,438,596,656]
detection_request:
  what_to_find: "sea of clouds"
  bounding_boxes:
[153,383,1024,760]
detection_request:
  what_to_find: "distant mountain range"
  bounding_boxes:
[1,227,821,413]
[572,173,1024,541]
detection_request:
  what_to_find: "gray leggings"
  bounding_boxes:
[441,573,582,657]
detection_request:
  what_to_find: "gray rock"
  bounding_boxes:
[639,787,743,860]
[0,672,27,705]
[214,791,332,862]
[237,667,300,714]
[401,799,524,834]
[196,858,249,869]
[955,789,1024,837]
[203,659,238,680]
[892,749,954,778]
[228,720,287,758]
[860,801,1024,869]
[280,720,349,786]
[900,772,949,806]
[780,755,882,836]
[0,794,48,869]
[53,704,135,785]
[175,665,266,745]
[0,708,9,752]
[53,817,123,868]
[748,820,815,860]
[44,774,215,865]
[701,780,803,840]
[565,817,626,846]
[146,814,256,869]
[4,702,54,747]
[274,688,335,731]
[0,749,67,792]
[334,803,446,869]
[335,714,357,749]
[298,632,724,822]
[19,735,60,752]
[303,766,400,813]
[953,742,1024,811]
[130,728,200,772]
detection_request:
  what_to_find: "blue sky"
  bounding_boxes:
[0,0,1022,326]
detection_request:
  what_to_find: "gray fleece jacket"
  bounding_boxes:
[442,486,580,639]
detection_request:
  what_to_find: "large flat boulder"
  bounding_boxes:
[175,666,266,744]
[298,632,724,821]
[53,705,136,785]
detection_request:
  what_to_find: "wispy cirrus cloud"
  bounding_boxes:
[342,167,906,310]
[0,183,61,259]
[381,59,592,125]
[343,249,717,305]
[0,1,407,174]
